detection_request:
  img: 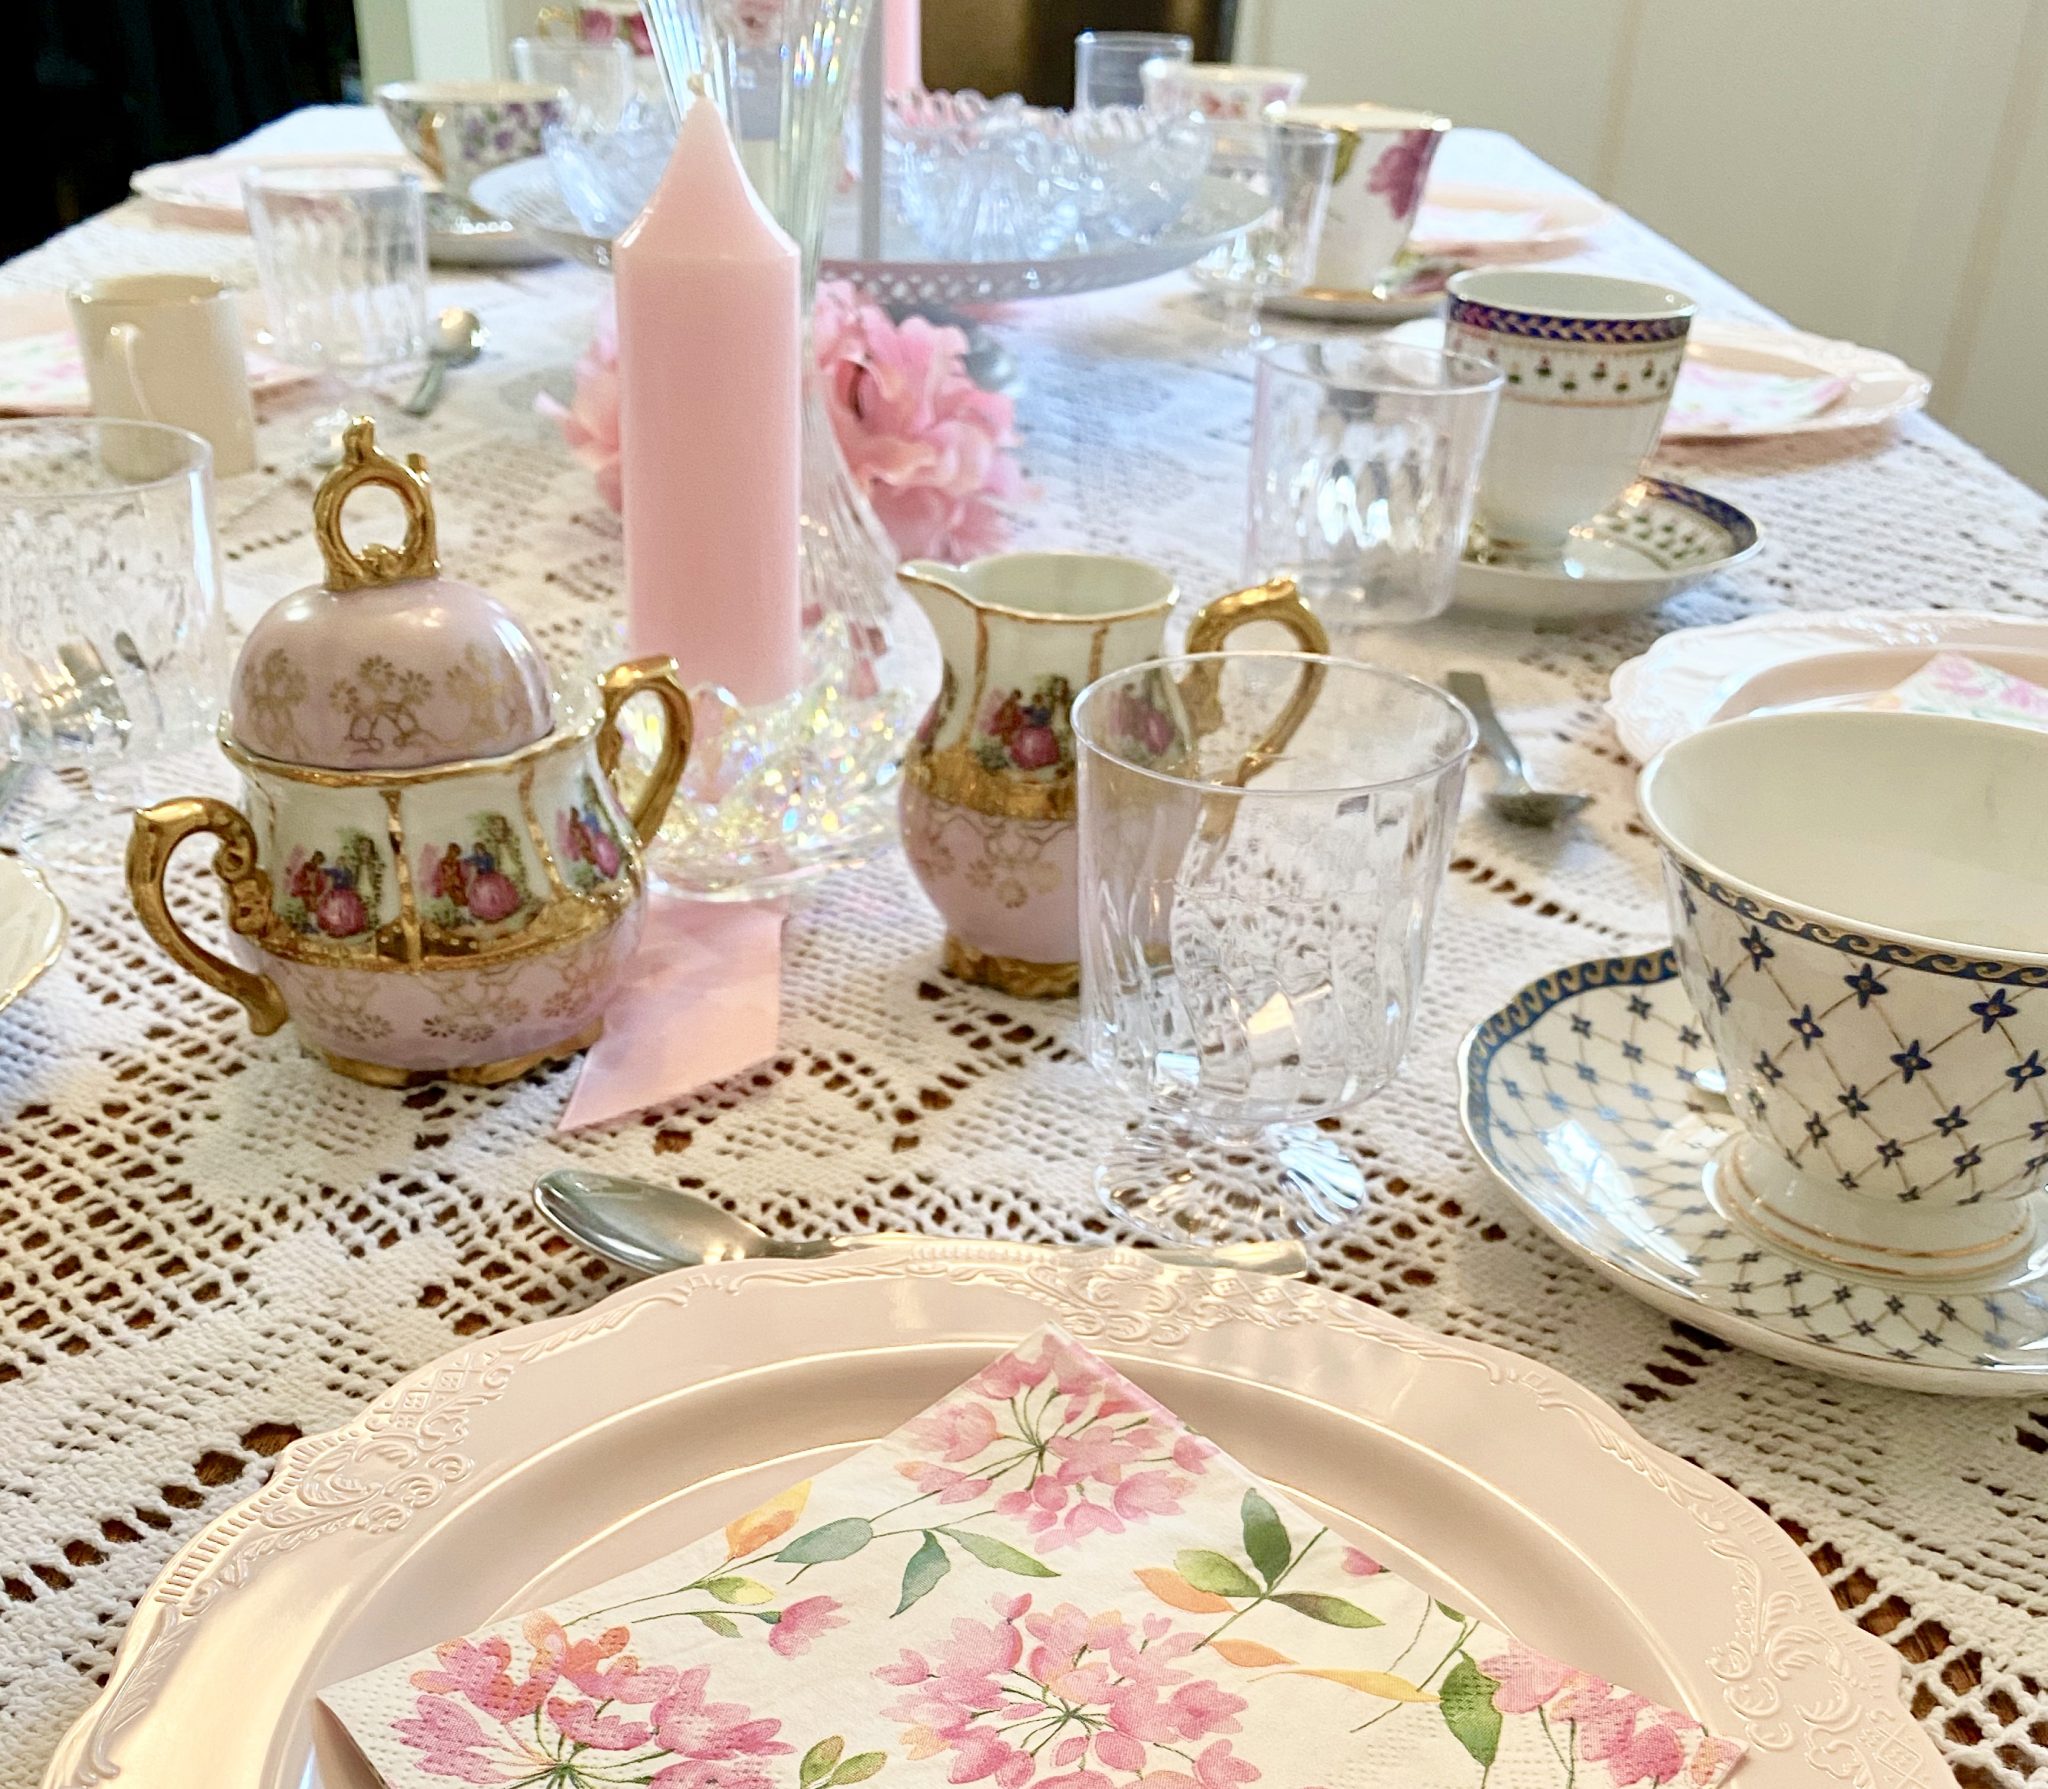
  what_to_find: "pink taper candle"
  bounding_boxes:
[615,89,803,708]
[883,0,921,94]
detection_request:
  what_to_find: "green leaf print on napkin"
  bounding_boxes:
[1439,1653,1506,1768]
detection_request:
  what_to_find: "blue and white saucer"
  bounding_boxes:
[1458,949,2048,1395]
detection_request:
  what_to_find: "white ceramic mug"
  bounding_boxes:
[1272,102,1449,294]
[68,274,256,476]
[1639,708,2048,1281]
[1446,268,1693,552]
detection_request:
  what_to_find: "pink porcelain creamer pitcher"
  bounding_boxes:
[897,552,1325,997]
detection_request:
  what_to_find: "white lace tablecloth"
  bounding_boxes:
[3,110,2044,1789]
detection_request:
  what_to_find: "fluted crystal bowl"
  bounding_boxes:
[889,90,1212,259]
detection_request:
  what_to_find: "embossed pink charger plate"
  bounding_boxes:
[42,1245,1945,1789]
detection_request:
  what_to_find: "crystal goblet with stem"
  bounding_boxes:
[1246,341,1503,630]
[242,164,430,462]
[1074,652,1475,1243]
[0,419,227,873]
[1187,117,1338,359]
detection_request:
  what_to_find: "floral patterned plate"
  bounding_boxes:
[42,1245,1944,1789]
[1460,951,2048,1394]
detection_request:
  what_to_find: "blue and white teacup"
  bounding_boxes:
[1640,708,2048,1281]
[1447,268,1693,552]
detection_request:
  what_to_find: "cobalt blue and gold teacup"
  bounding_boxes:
[1639,708,2048,1281]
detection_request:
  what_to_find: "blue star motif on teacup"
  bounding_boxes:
[1836,1084,1871,1116]
[1754,1050,1784,1084]
[1788,1004,1825,1046]
[1953,1144,1984,1173]
[1933,1105,1970,1137]
[1843,963,1888,1006]
[1706,968,1732,1010]
[1804,1112,1830,1144]
[1971,988,2020,1031]
[1890,1040,1934,1081]
[1876,1138,1908,1166]
[2007,1049,2045,1090]
[1740,926,1774,968]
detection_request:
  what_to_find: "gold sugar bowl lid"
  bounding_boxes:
[228,418,554,770]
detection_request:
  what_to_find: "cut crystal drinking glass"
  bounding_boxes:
[1074,653,1475,1242]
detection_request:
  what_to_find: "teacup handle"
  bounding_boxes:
[126,797,289,1036]
[1178,575,1330,783]
[596,656,695,846]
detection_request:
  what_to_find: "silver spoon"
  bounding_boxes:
[401,307,486,417]
[533,1169,1309,1278]
[1443,670,1593,828]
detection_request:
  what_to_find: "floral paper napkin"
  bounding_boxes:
[1863,650,2048,728]
[321,1328,1744,1789]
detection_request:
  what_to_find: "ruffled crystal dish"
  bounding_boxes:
[470,155,1267,301]
[887,89,1210,259]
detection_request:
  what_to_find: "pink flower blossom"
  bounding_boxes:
[910,1398,1002,1462]
[1193,1742,1257,1789]
[410,1634,556,1722]
[1479,1641,1576,1714]
[768,1595,847,1658]
[650,1665,793,1762]
[1339,1547,1383,1576]
[394,1696,500,1783]
[814,279,1022,561]
[546,1697,654,1751]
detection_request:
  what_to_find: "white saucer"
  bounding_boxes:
[1606,608,2048,760]
[131,151,556,267]
[1258,259,1454,324]
[0,854,66,1013]
[1454,477,1760,621]
[1410,182,1614,260]
[1459,949,2048,1395]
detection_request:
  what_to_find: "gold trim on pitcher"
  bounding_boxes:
[942,936,1079,999]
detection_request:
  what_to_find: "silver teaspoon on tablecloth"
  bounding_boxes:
[532,1169,1308,1278]
[401,307,486,418]
[1444,669,1593,827]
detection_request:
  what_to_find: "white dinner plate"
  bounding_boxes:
[1606,608,2048,760]
[1389,316,1929,439]
[0,853,65,1012]
[131,152,556,267]
[43,1245,1941,1789]
[1410,182,1614,259]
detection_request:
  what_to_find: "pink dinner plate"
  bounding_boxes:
[42,1245,1945,1789]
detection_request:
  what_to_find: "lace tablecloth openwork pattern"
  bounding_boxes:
[1,115,2045,1787]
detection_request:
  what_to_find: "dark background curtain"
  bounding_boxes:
[6,0,360,261]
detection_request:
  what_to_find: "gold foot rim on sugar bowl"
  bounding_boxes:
[318,1018,605,1089]
[941,937,1079,1000]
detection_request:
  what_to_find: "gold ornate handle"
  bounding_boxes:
[311,418,439,590]
[126,797,289,1036]
[596,656,694,846]
[1178,575,1330,784]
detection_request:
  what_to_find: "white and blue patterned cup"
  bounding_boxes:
[1447,269,1693,552]
[1640,709,2048,1281]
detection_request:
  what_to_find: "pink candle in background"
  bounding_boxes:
[615,90,802,708]
[883,0,921,93]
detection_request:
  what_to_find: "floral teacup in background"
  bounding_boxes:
[1640,708,2048,1281]
[896,553,1325,997]
[1142,61,1307,133]
[375,80,563,202]
[1272,102,1450,294]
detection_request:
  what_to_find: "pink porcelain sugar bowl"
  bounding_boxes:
[127,419,692,1086]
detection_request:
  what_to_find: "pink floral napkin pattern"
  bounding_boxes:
[1866,650,2048,728]
[320,1328,1745,1789]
